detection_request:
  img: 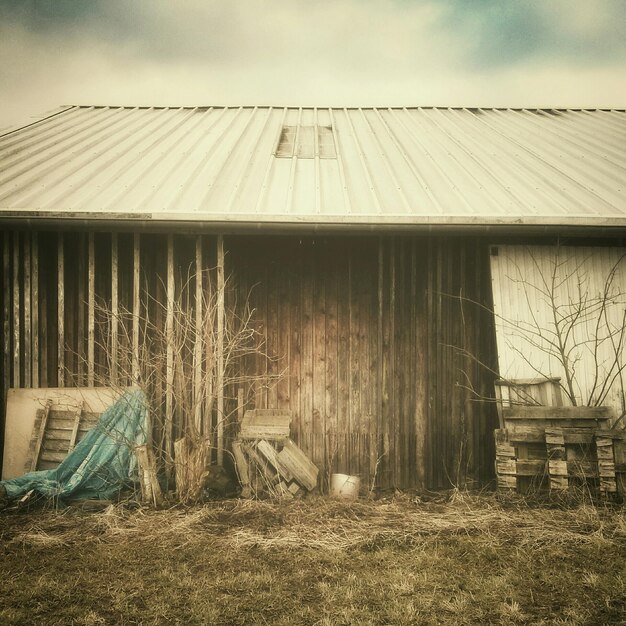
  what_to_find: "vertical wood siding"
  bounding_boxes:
[227,234,497,489]
[491,245,626,414]
[0,230,497,489]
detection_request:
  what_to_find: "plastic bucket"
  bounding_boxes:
[330,473,360,499]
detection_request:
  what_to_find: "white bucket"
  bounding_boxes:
[330,473,360,500]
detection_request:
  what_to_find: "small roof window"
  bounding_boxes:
[275,125,337,159]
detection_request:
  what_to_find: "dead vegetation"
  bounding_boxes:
[1,493,626,625]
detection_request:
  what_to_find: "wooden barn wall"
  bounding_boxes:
[0,231,220,470]
[1,230,497,490]
[227,235,498,490]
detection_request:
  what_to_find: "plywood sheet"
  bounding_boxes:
[2,387,123,480]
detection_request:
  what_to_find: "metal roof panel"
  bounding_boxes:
[0,105,624,227]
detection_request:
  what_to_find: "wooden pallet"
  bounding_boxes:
[26,404,100,472]
[494,405,626,496]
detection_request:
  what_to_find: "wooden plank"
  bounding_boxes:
[232,441,251,495]
[266,246,279,410]
[57,233,64,387]
[194,235,203,433]
[496,458,546,477]
[23,234,31,388]
[324,247,339,476]
[87,233,95,386]
[39,236,47,387]
[110,233,118,385]
[276,249,290,411]
[503,406,612,420]
[312,245,325,475]
[12,232,20,388]
[132,233,140,383]
[376,237,385,489]
[347,250,361,472]
[240,408,291,440]
[165,234,174,463]
[596,436,617,493]
[76,233,86,384]
[336,244,350,474]
[31,401,52,471]
[277,438,319,491]
[216,234,225,465]
[413,240,427,488]
[67,402,84,452]
[301,242,314,462]
[288,240,302,441]
[257,439,293,482]
[2,232,10,399]
[31,233,39,388]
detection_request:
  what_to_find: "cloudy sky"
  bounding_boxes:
[1,0,625,129]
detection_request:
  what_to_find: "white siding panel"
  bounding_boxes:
[491,245,626,413]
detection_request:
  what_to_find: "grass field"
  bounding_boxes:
[1,492,625,625]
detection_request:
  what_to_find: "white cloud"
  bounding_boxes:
[0,1,624,130]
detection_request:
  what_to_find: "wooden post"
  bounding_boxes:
[111,233,118,385]
[12,232,20,388]
[31,233,39,388]
[165,234,174,464]
[57,233,64,387]
[132,233,140,383]
[87,232,95,386]
[194,235,203,433]
[216,234,225,466]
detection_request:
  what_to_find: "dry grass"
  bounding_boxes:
[1,492,626,625]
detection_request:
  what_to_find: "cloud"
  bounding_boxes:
[0,1,624,129]
[441,0,626,67]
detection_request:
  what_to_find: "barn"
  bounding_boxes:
[1,106,625,492]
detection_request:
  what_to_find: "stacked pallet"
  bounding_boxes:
[232,409,319,498]
[495,406,626,496]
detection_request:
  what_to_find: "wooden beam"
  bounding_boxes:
[87,232,95,386]
[13,232,20,388]
[503,406,613,420]
[375,237,384,488]
[165,234,174,462]
[2,232,10,397]
[24,234,31,388]
[132,233,140,383]
[77,233,86,385]
[31,232,39,388]
[194,235,203,433]
[110,233,118,385]
[57,233,64,387]
[216,234,225,465]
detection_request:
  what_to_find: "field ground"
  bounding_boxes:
[1,492,626,625]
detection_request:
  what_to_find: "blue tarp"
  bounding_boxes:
[1,390,148,502]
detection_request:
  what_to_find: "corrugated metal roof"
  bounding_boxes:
[0,106,624,227]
